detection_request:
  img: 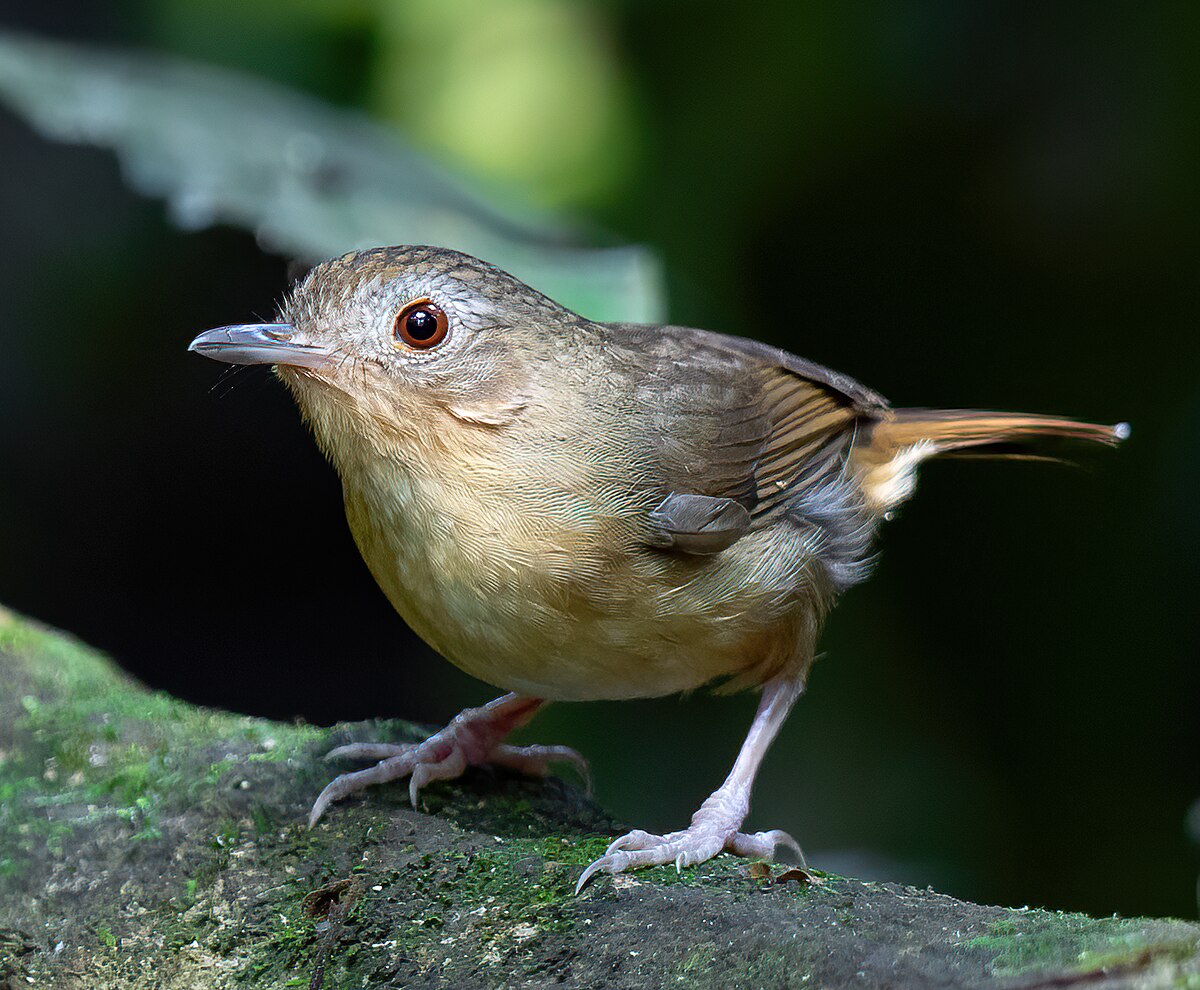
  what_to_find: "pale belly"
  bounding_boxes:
[341,468,816,701]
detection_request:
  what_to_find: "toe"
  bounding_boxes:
[308,753,415,826]
[603,829,660,855]
[324,742,413,763]
[726,828,806,865]
[309,718,590,825]
[537,744,592,794]
[575,829,727,893]
[408,747,467,808]
[672,832,726,869]
[308,769,371,827]
[489,743,593,794]
[574,848,656,893]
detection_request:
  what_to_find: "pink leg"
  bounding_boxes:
[575,674,806,893]
[309,693,589,826]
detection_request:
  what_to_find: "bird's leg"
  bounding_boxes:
[576,673,805,893]
[309,693,589,826]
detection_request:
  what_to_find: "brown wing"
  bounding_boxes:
[608,324,888,551]
[748,361,871,519]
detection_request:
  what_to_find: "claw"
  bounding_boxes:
[575,855,613,894]
[767,829,806,866]
[308,782,336,828]
[408,768,426,809]
[574,863,597,895]
[562,749,594,796]
[604,836,630,856]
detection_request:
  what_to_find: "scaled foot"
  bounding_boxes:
[575,675,807,892]
[575,795,803,893]
[308,693,588,826]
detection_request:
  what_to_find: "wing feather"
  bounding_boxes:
[606,324,888,553]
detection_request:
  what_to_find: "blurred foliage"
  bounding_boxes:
[0,26,660,322]
[150,0,637,206]
[0,0,1196,925]
[371,0,635,206]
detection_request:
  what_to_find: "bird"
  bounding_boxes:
[188,244,1126,893]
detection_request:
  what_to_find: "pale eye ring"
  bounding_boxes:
[393,298,449,349]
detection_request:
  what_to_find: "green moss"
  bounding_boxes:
[7,606,1195,987]
[670,940,800,990]
[966,912,1199,977]
[230,819,622,985]
[676,942,720,980]
[0,610,327,851]
[0,608,124,696]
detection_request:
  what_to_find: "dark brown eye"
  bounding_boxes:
[393,298,449,349]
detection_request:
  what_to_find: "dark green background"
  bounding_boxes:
[0,2,1196,919]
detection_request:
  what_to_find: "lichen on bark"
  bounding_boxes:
[1,606,1197,989]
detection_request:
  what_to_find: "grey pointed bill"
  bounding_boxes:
[188,323,333,370]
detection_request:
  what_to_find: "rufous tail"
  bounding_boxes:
[875,408,1128,454]
[856,409,1128,515]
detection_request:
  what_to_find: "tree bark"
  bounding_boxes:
[1,606,1197,989]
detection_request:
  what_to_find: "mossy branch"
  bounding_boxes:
[1,606,1197,989]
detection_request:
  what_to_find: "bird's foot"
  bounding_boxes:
[308,695,587,826]
[575,797,803,893]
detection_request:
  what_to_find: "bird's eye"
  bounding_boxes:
[393,298,449,350]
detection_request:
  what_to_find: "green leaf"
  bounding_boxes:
[0,30,664,322]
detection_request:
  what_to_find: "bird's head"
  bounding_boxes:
[189,245,579,469]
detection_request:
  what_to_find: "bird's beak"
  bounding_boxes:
[187,323,333,370]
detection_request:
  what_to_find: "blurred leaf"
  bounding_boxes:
[370,0,636,207]
[0,30,663,322]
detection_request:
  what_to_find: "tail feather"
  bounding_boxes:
[855,408,1128,515]
[876,408,1129,454]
